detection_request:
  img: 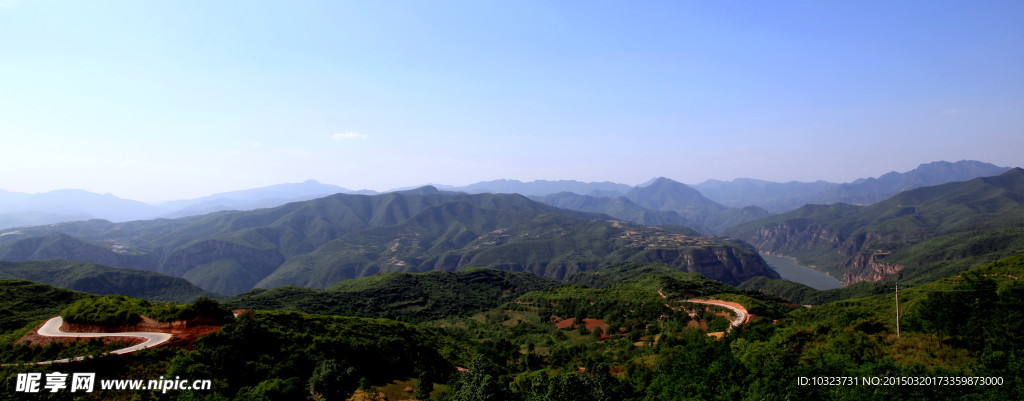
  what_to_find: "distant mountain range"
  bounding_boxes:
[0,180,375,228]
[695,160,1011,212]
[531,192,696,227]
[423,179,633,197]
[0,160,1010,230]
[0,188,777,295]
[156,179,377,218]
[0,188,160,223]
[725,168,1024,285]
[532,177,770,234]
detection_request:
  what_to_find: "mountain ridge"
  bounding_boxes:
[0,188,778,295]
[0,159,1010,229]
[0,259,217,302]
[695,160,1011,212]
[725,168,1024,285]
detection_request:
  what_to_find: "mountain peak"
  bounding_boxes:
[639,176,680,187]
[402,185,441,194]
[626,177,725,214]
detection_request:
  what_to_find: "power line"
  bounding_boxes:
[895,282,900,338]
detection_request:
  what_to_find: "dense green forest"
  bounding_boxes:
[1,258,1020,400]
[61,295,233,327]
[225,268,561,323]
[0,260,217,303]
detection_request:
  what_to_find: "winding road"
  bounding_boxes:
[16,316,173,365]
[681,299,750,328]
[657,288,751,331]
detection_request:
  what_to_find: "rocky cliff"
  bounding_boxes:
[631,245,778,285]
[1,189,787,294]
[842,252,905,286]
[737,220,907,284]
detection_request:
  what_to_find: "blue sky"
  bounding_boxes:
[1,1,1022,202]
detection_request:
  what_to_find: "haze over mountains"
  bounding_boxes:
[726,168,1024,285]
[0,181,370,228]
[695,160,1011,212]
[0,159,1016,300]
[0,188,777,295]
[0,160,1007,231]
[156,179,377,219]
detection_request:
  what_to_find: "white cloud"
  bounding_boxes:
[331,132,367,140]
[0,0,20,9]
[250,142,262,148]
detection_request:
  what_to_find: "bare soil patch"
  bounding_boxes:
[18,315,225,350]
[554,317,609,332]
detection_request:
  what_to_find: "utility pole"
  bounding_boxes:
[895,282,900,337]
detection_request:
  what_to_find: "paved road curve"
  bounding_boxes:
[656,288,751,332]
[28,316,173,365]
[682,299,749,328]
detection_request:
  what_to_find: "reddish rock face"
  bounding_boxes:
[842,252,905,286]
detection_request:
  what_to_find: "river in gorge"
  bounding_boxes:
[760,254,843,290]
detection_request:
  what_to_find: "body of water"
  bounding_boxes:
[761,254,843,290]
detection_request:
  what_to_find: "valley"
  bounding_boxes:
[5,1,1022,398]
[1,162,1022,400]
[760,254,842,290]
[0,188,778,295]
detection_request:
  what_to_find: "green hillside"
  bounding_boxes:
[2,258,1021,400]
[740,276,896,305]
[226,268,561,323]
[256,210,774,289]
[0,259,218,303]
[0,279,89,333]
[1,293,465,401]
[783,255,1024,342]
[567,262,784,308]
[167,310,467,401]
[532,192,704,230]
[566,262,683,288]
[726,168,1024,284]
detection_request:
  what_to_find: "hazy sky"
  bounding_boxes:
[2,1,1022,202]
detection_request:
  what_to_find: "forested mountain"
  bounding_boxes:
[0,279,89,332]
[226,268,561,322]
[2,256,1022,400]
[0,260,215,303]
[0,187,777,295]
[529,177,769,234]
[0,211,95,231]
[726,168,1024,285]
[530,192,700,228]
[822,160,1011,205]
[623,177,770,233]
